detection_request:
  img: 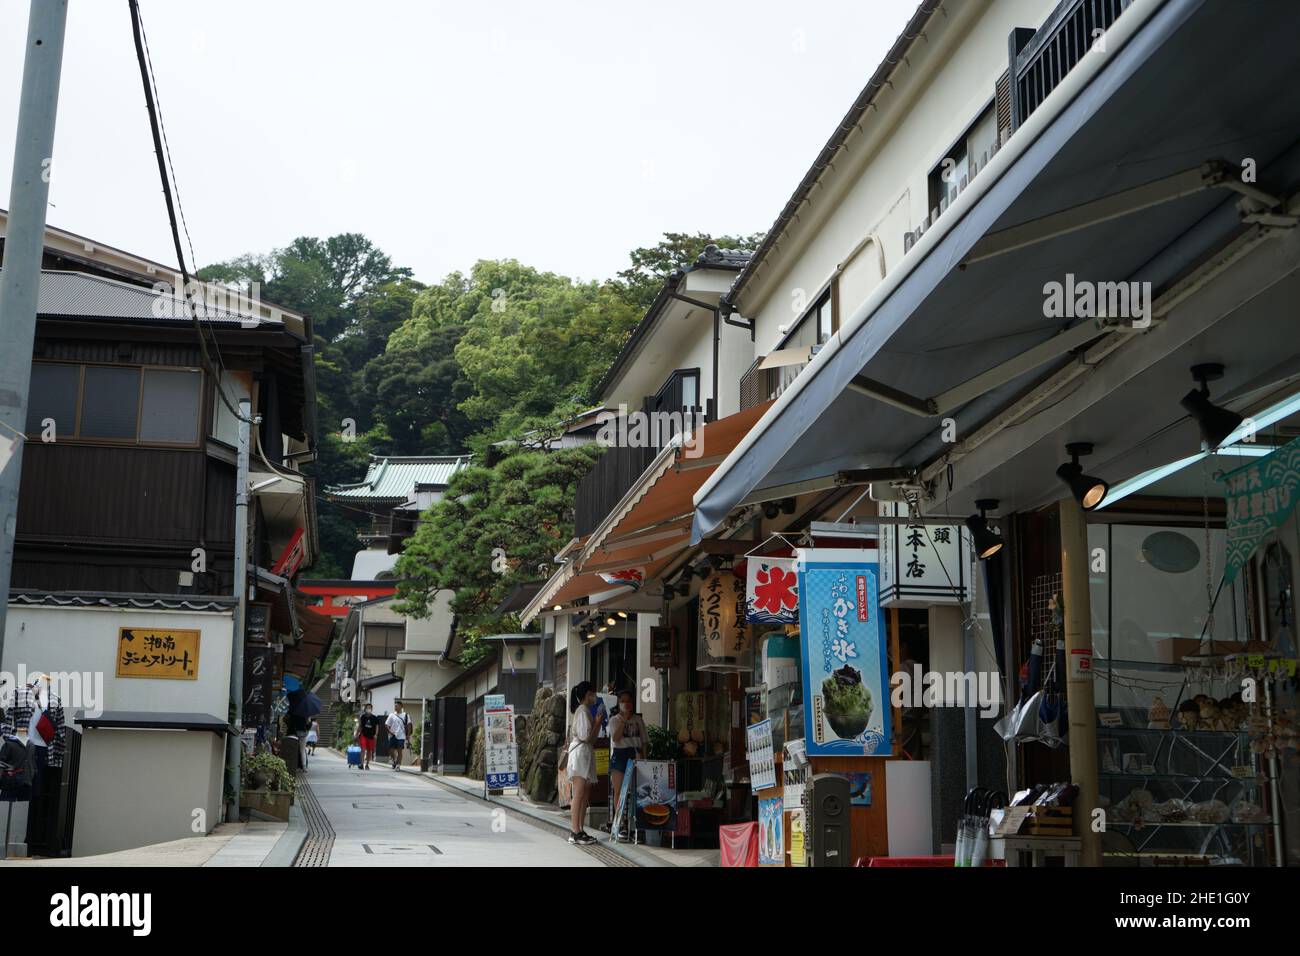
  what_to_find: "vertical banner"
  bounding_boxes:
[797,549,891,756]
[1221,436,1300,583]
[483,702,519,790]
[698,572,750,662]
[746,556,799,624]
[242,644,274,727]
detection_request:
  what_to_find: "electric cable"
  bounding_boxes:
[128,0,250,423]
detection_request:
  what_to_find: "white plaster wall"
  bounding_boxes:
[746,0,1058,355]
[72,727,225,856]
[2,606,233,719]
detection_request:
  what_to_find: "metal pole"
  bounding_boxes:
[0,0,69,669]
[1059,497,1101,866]
[225,398,252,821]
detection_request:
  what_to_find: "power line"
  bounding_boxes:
[127,0,249,423]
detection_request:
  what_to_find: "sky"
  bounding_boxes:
[0,0,917,286]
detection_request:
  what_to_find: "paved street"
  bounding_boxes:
[303,749,603,867]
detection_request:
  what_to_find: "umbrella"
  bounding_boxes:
[288,689,322,719]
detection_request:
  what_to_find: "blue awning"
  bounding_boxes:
[694,0,1300,540]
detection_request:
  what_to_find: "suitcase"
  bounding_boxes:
[346,744,362,768]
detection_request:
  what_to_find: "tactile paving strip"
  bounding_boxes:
[292,773,335,867]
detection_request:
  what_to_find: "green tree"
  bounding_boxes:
[392,440,602,665]
[613,230,766,311]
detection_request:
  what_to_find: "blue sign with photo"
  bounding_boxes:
[797,554,891,757]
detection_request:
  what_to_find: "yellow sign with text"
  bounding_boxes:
[116,628,200,680]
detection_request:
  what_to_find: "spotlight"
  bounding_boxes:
[617,611,628,619]
[1056,442,1108,510]
[1181,363,1243,450]
[552,604,562,612]
[678,566,694,581]
[663,584,675,601]
[606,616,617,626]
[965,499,1004,560]
[599,626,608,634]
[763,501,781,520]
[780,497,797,515]
[709,554,726,570]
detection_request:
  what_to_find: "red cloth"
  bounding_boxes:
[719,822,759,867]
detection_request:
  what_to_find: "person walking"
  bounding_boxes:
[565,682,602,846]
[607,688,646,842]
[386,701,411,771]
[305,719,320,758]
[357,702,379,770]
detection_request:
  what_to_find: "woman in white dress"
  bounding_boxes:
[567,681,601,846]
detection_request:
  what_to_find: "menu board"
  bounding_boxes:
[483,704,519,790]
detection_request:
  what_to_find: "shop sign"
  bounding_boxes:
[483,704,518,789]
[698,572,749,661]
[634,760,676,831]
[1221,436,1300,583]
[796,550,891,756]
[484,694,506,711]
[877,502,969,606]
[245,602,272,643]
[746,556,798,624]
[758,795,784,866]
[745,718,777,792]
[649,626,677,669]
[243,644,275,726]
[116,628,200,680]
[271,528,307,579]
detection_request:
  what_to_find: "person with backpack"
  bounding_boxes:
[385,701,411,771]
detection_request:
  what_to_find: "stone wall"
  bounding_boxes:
[518,685,566,803]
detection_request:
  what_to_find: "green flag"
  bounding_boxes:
[1220,436,1300,583]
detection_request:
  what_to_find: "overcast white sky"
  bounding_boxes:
[1,1,916,285]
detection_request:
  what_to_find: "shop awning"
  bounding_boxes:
[522,403,773,625]
[693,0,1300,540]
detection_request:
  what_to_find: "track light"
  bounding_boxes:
[606,616,617,626]
[780,497,796,515]
[763,501,781,520]
[965,499,1004,560]
[1181,363,1243,450]
[617,611,628,619]
[552,604,562,612]
[709,554,726,570]
[1056,442,1108,510]
[663,584,675,601]
[598,625,608,633]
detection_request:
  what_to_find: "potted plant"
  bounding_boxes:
[240,752,295,821]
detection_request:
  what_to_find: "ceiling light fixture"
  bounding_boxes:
[964,498,1004,560]
[1056,442,1108,510]
[1181,363,1244,450]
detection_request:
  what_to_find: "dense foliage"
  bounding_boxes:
[203,230,760,655]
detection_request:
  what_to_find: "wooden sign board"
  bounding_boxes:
[117,627,200,680]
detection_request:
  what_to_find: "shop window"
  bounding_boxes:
[927,104,998,221]
[25,361,202,446]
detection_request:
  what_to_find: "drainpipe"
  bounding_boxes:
[669,291,753,423]
[1059,496,1100,866]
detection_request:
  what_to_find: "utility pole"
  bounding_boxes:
[0,1,69,670]
[225,398,252,822]
[1059,497,1100,866]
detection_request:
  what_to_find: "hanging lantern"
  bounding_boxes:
[697,570,752,671]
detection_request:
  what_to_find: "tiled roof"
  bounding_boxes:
[29,270,281,327]
[326,455,472,500]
